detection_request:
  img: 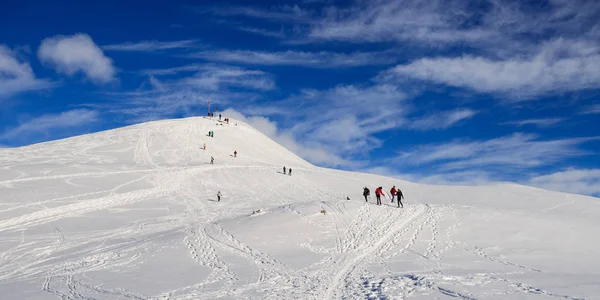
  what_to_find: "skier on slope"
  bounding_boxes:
[217,191,222,202]
[363,187,370,202]
[390,185,397,203]
[375,186,383,205]
[396,188,404,208]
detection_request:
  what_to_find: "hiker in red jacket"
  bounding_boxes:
[390,186,397,203]
[375,186,383,205]
[234,150,237,157]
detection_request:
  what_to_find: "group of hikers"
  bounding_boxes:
[282,166,293,176]
[363,185,404,208]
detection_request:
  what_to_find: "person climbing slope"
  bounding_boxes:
[217,191,222,202]
[210,156,214,164]
[283,166,286,174]
[375,186,383,205]
[234,151,237,157]
[397,188,404,208]
[390,185,397,203]
[203,143,206,150]
[363,187,370,202]
[289,168,292,176]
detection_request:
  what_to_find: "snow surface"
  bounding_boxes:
[0,116,598,300]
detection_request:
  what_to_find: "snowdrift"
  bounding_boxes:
[0,116,598,299]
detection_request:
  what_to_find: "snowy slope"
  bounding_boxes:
[0,116,598,300]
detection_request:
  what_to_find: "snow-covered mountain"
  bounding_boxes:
[0,116,598,300]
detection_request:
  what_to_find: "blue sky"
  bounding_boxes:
[1,0,599,197]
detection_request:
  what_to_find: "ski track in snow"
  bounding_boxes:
[0,117,595,300]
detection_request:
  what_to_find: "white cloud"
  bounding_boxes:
[0,109,99,141]
[221,108,355,167]
[38,33,116,84]
[0,45,52,98]
[408,109,477,130]
[502,118,566,128]
[529,169,600,197]
[221,83,477,167]
[397,133,596,171]
[384,39,600,98]
[103,39,198,52]
[191,49,397,67]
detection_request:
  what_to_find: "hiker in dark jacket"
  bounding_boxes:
[397,189,404,208]
[363,187,370,202]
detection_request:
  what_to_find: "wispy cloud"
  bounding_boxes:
[0,109,99,141]
[306,0,499,45]
[103,64,274,123]
[530,168,600,197]
[397,133,596,172]
[103,39,199,52]
[177,65,275,91]
[224,83,476,168]
[197,4,314,23]
[190,49,397,68]
[38,33,116,84]
[382,39,600,99]
[502,118,566,128]
[0,45,53,99]
[238,27,286,39]
[580,104,600,115]
[304,0,600,49]
[408,109,477,130]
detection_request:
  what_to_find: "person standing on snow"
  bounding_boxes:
[217,191,222,202]
[390,186,397,203]
[210,156,214,164]
[397,188,404,208]
[363,187,370,202]
[234,151,237,157]
[289,168,292,176]
[203,143,206,150]
[283,166,286,174]
[375,187,383,205]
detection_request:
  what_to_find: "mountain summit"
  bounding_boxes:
[0,117,598,299]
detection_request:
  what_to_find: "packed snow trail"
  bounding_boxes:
[0,117,598,299]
